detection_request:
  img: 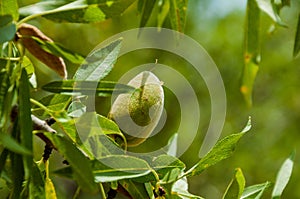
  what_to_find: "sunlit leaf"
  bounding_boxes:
[0,15,16,44]
[255,0,284,25]
[92,155,152,182]
[45,178,57,199]
[138,0,157,28]
[184,118,251,177]
[168,0,188,32]
[271,152,295,199]
[44,132,98,193]
[293,14,300,57]
[67,100,86,117]
[241,181,271,199]
[42,80,134,96]
[0,0,19,21]
[74,38,122,81]
[222,168,245,199]
[166,133,178,156]
[172,177,204,199]
[241,0,260,107]
[19,0,135,23]
[18,69,33,179]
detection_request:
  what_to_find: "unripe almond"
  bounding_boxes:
[108,71,164,147]
[17,23,67,79]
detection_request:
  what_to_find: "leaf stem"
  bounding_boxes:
[99,183,106,198]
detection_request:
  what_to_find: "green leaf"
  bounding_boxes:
[44,132,98,193]
[133,154,185,183]
[172,177,204,199]
[19,0,135,23]
[30,36,85,64]
[255,0,284,25]
[271,152,295,199]
[74,38,122,81]
[92,155,152,182]
[29,162,46,199]
[0,15,16,44]
[0,71,9,124]
[42,80,135,96]
[168,0,188,32]
[222,168,246,199]
[293,14,300,57]
[157,0,170,28]
[241,0,260,107]
[184,118,251,177]
[74,112,124,158]
[241,181,271,199]
[0,133,32,156]
[0,0,19,21]
[67,100,86,117]
[11,151,24,199]
[138,0,157,28]
[119,180,150,199]
[166,133,178,156]
[18,69,33,180]
[0,178,10,198]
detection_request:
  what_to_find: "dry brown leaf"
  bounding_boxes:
[17,23,67,79]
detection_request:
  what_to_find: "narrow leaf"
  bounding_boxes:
[11,152,24,199]
[241,0,260,107]
[255,0,284,25]
[222,168,246,199]
[184,118,251,177]
[19,0,135,23]
[241,181,271,199]
[168,0,188,32]
[138,0,157,28]
[74,38,122,81]
[42,80,135,96]
[271,152,295,198]
[293,14,300,57]
[30,36,85,64]
[18,69,33,180]
[44,133,98,193]
[29,161,46,199]
[0,133,32,155]
[92,155,152,182]
[157,0,170,28]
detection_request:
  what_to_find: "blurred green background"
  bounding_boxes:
[18,0,300,198]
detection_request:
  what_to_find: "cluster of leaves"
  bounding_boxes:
[0,0,296,198]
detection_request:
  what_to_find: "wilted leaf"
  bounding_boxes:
[222,168,245,199]
[17,23,67,78]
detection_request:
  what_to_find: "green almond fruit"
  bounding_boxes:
[108,71,164,147]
